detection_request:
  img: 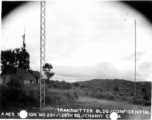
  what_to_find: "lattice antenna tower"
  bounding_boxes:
[40,1,46,108]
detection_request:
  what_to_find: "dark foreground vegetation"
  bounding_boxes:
[0,76,78,112]
[0,77,151,112]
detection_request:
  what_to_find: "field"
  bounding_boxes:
[31,79,151,119]
[40,96,150,119]
[0,78,151,119]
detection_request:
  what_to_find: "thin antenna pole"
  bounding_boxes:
[24,26,25,35]
[22,27,26,48]
[134,20,136,97]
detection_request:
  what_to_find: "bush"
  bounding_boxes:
[73,87,86,97]
[89,91,115,100]
[131,98,143,105]
[141,88,147,93]
[0,84,9,110]
[0,76,25,110]
[45,90,67,105]
[131,96,151,106]
[114,86,119,92]
[23,85,39,107]
[144,101,151,106]
[45,89,78,105]
[80,85,85,88]
[48,80,72,89]
[73,82,80,87]
[0,76,39,111]
[92,93,103,99]
[119,93,123,96]
[107,95,114,100]
[61,81,72,89]
[130,93,134,96]
[121,97,127,101]
[143,95,149,101]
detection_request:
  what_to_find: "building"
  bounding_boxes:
[30,70,40,83]
[1,68,39,84]
[16,68,36,84]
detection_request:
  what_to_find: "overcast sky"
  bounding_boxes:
[1,1,152,82]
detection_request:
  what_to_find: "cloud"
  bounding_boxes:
[138,61,152,71]
[52,60,152,82]
[137,61,152,81]
[123,51,145,61]
[52,62,134,81]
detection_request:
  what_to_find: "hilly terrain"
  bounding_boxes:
[42,79,151,119]
[0,78,151,119]
[72,79,151,106]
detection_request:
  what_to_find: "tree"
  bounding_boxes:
[14,47,30,70]
[43,63,54,82]
[1,49,16,83]
[1,45,30,83]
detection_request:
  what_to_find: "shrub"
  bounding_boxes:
[73,82,80,87]
[131,98,143,105]
[73,87,86,97]
[107,95,114,100]
[48,80,72,89]
[45,89,78,105]
[92,93,103,99]
[130,93,134,96]
[0,84,9,110]
[119,93,123,96]
[121,97,127,101]
[89,91,115,100]
[131,96,151,106]
[45,90,67,105]
[141,88,147,93]
[0,76,25,110]
[23,85,39,107]
[61,81,72,89]
[144,101,151,106]
[80,85,85,88]
[74,91,79,101]
[0,76,39,111]
[143,95,149,101]
[114,86,119,92]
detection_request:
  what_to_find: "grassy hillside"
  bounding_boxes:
[72,79,151,106]
[0,78,151,119]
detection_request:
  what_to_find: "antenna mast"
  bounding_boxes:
[40,1,46,108]
[22,26,26,49]
[134,20,136,97]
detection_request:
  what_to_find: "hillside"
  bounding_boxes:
[76,79,151,93]
[72,79,151,106]
[0,78,151,119]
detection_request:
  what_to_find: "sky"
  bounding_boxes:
[1,1,152,82]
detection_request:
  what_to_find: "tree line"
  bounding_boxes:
[1,42,54,83]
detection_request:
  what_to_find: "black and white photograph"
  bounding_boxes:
[0,0,151,119]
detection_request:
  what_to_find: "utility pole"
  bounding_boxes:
[40,1,46,108]
[134,20,137,97]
